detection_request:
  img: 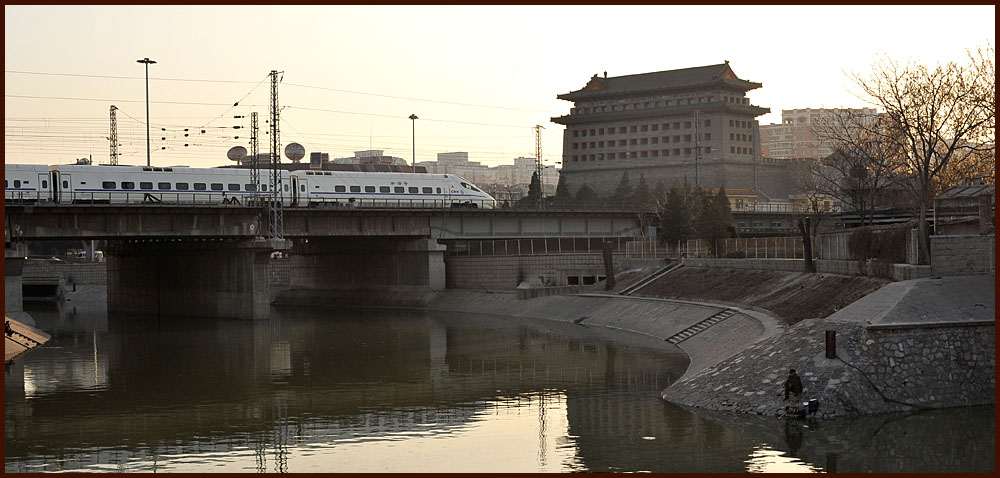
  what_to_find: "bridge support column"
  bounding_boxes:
[5,243,28,314]
[275,237,446,308]
[107,238,290,320]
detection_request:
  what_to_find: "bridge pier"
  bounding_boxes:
[107,238,290,320]
[5,243,28,314]
[274,237,446,308]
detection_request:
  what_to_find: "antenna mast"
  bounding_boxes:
[109,105,119,165]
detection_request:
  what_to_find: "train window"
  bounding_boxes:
[140,182,153,190]
[245,184,257,192]
[380,186,390,193]
[4,180,7,187]
[121,182,135,190]
[394,186,404,193]
[158,182,171,190]
[364,186,376,193]
[283,184,289,192]
[470,185,480,192]
[102,181,115,189]
[142,167,152,171]
[164,168,173,172]
[228,184,240,191]
[14,180,21,188]
[334,185,346,192]
[261,184,268,192]
[41,180,48,188]
[194,183,207,191]
[300,185,305,192]
[422,187,433,193]
[63,181,69,189]
[409,187,418,193]
[350,186,361,193]
[437,188,442,194]
[210,183,224,191]
[176,182,189,190]
[460,182,470,188]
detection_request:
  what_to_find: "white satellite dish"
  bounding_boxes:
[227,146,247,162]
[284,142,305,162]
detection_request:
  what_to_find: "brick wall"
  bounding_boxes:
[931,234,995,276]
[445,254,613,290]
[22,261,107,285]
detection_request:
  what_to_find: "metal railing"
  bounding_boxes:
[716,236,816,259]
[443,237,709,259]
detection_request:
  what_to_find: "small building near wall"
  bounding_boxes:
[934,182,995,235]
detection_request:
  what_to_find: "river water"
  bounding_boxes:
[5,300,994,473]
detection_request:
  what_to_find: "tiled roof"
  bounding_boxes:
[558,63,760,100]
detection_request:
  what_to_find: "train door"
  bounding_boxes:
[53,172,73,204]
[36,172,49,202]
[296,177,309,207]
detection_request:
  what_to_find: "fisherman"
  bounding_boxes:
[784,368,804,410]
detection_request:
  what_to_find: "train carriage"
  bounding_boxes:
[4,164,53,204]
[290,170,495,209]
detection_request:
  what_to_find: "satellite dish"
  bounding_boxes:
[227,146,247,162]
[285,142,305,162]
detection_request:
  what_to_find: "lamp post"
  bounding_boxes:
[136,57,156,167]
[408,114,418,166]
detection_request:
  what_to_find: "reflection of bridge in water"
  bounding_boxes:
[4,306,687,472]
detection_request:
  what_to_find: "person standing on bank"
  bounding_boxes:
[784,368,804,408]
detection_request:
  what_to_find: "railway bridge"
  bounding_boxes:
[5,204,648,319]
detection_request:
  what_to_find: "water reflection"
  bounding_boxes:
[4,302,994,473]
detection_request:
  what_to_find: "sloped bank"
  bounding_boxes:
[426,289,784,381]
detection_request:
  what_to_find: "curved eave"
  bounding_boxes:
[551,102,770,126]
[557,78,763,102]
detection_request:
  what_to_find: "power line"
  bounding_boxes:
[5,94,239,107]
[4,70,258,84]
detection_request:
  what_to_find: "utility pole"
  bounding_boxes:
[534,125,544,209]
[268,70,284,240]
[249,111,260,207]
[109,105,119,166]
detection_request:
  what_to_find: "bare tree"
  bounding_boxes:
[811,109,903,226]
[793,169,839,272]
[849,51,994,263]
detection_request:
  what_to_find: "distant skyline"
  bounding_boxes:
[4,5,995,170]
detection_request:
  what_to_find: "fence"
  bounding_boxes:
[716,236,816,259]
[441,237,710,259]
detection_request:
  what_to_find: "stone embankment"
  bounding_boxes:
[661,275,995,418]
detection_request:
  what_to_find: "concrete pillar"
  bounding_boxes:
[107,238,290,320]
[5,243,27,314]
[277,237,446,307]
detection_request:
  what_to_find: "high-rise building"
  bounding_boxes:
[551,63,803,199]
[760,108,878,159]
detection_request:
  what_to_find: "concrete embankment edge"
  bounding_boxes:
[425,290,786,382]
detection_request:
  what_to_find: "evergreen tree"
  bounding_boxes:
[521,171,542,208]
[695,186,737,255]
[574,183,598,207]
[553,174,572,206]
[612,171,633,209]
[657,180,694,243]
[633,173,652,210]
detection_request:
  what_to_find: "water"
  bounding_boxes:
[5,301,994,473]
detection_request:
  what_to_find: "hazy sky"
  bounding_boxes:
[4,5,995,169]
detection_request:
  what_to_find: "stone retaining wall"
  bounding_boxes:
[856,322,995,410]
[445,254,612,290]
[683,258,932,281]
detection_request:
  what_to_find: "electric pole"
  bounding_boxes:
[249,111,260,207]
[109,105,119,165]
[534,125,544,209]
[268,70,284,240]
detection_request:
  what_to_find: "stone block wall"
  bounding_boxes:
[857,322,995,410]
[22,261,107,285]
[445,254,613,290]
[930,234,995,276]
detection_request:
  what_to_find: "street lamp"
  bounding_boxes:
[136,57,156,167]
[408,114,418,166]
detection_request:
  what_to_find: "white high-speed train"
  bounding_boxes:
[4,164,496,208]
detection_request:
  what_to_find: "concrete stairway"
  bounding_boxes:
[5,317,51,361]
[619,261,682,296]
[665,308,736,344]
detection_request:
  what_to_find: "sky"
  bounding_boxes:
[4,5,995,170]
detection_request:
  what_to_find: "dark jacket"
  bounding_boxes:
[784,374,803,399]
